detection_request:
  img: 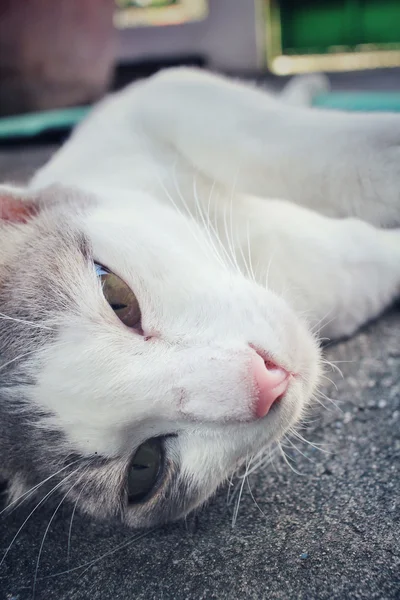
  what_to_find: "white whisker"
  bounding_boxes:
[245,219,256,282]
[232,454,253,527]
[319,373,338,392]
[283,435,317,464]
[67,480,90,564]
[192,174,229,270]
[278,443,307,477]
[0,312,54,331]
[246,478,268,519]
[0,458,85,517]
[42,529,157,581]
[32,468,90,598]
[288,429,331,454]
[0,467,81,567]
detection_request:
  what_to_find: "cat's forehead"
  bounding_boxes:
[79,195,245,332]
[2,211,91,299]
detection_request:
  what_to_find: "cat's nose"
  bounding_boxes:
[251,353,290,418]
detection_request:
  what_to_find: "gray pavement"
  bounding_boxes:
[0,137,399,600]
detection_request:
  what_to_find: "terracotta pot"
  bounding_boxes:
[0,0,116,116]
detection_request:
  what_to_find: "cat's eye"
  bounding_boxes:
[95,264,141,329]
[127,438,163,504]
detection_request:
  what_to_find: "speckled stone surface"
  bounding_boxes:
[0,139,399,600]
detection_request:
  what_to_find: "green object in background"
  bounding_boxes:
[266,0,400,74]
[0,106,90,140]
[280,0,400,54]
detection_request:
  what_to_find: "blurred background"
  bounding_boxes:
[0,0,400,139]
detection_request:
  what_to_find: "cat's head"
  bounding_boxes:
[0,184,321,527]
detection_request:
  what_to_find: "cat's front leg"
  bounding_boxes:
[230,195,400,340]
[136,68,400,228]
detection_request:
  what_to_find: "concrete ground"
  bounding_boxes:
[0,108,399,600]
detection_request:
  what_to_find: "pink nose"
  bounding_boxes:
[252,353,290,418]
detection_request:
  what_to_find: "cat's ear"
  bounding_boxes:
[0,186,38,223]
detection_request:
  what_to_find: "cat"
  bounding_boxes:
[1,68,400,529]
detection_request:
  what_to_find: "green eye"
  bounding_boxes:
[127,438,163,504]
[95,263,141,329]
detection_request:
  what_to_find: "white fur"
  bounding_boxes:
[23,69,400,512]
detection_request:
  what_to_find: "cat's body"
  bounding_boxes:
[1,69,400,527]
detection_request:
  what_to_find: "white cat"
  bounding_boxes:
[1,69,399,528]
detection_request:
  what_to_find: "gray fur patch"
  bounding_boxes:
[0,186,194,527]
